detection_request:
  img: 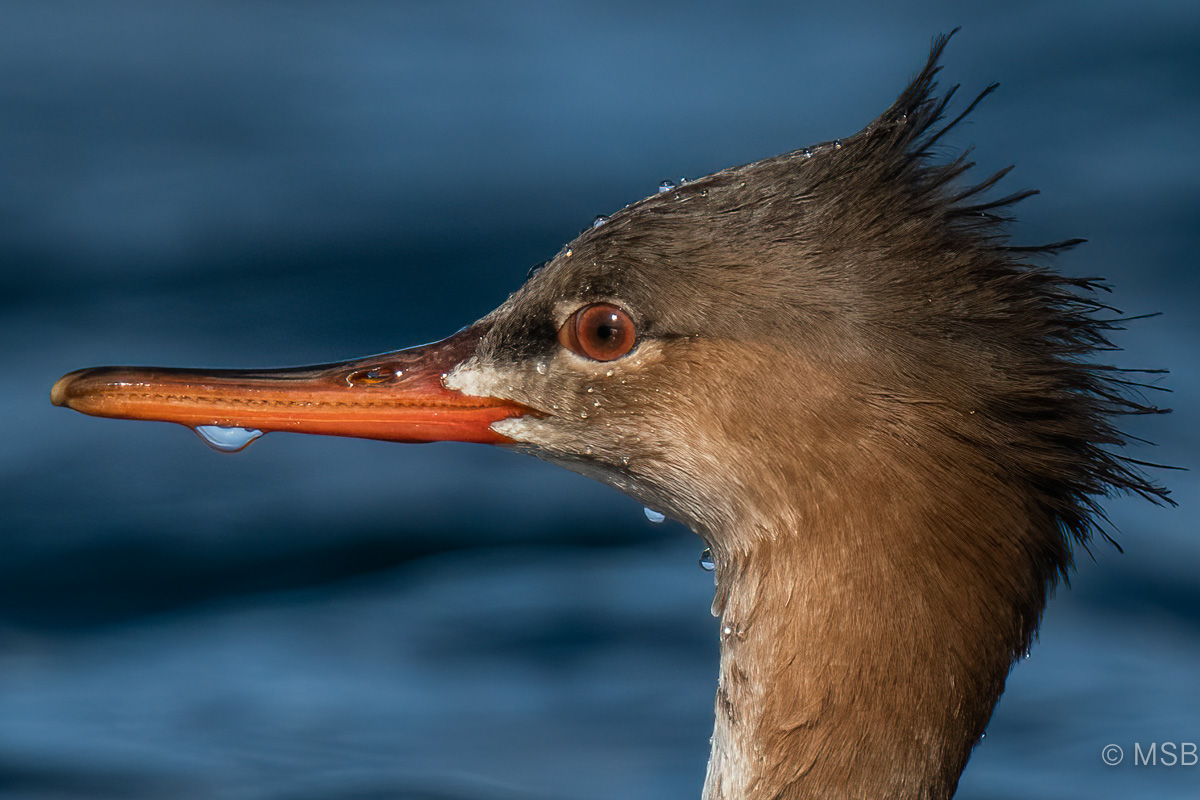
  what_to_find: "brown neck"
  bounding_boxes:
[700,452,1045,800]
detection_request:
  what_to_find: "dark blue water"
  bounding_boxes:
[3,3,1197,798]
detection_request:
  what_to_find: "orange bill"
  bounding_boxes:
[50,325,533,446]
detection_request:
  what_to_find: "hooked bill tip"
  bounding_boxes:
[51,371,82,407]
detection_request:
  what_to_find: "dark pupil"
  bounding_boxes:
[595,323,617,341]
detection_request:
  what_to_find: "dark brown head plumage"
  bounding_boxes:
[479,31,1171,574]
[457,31,1172,798]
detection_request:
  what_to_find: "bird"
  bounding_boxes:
[51,33,1170,800]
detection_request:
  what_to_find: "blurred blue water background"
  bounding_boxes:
[2,2,1197,798]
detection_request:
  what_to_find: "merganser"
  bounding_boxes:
[51,33,1170,799]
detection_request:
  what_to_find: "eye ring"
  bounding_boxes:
[557,303,637,362]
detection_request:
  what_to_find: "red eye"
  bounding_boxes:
[557,303,637,361]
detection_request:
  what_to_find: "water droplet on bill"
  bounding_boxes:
[193,425,264,453]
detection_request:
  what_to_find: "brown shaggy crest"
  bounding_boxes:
[834,31,1175,567]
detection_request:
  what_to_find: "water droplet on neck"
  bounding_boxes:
[193,425,263,453]
[657,179,675,193]
[643,507,665,524]
[698,548,716,571]
[592,215,608,228]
